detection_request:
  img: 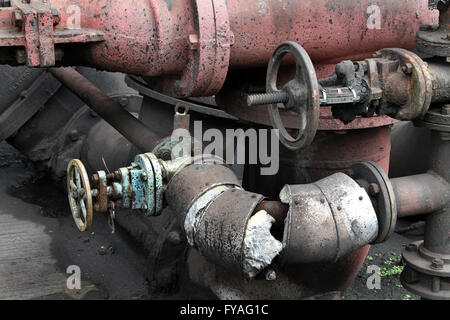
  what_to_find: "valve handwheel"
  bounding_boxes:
[67,159,93,232]
[266,42,320,151]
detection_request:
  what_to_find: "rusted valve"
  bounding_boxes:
[67,159,94,232]
[247,42,320,151]
[65,152,197,232]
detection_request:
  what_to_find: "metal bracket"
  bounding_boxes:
[0,0,104,67]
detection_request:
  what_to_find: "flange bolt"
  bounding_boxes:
[431,258,444,270]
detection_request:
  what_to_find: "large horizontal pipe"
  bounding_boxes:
[54,0,435,73]
[49,67,161,152]
[0,0,436,96]
[391,173,449,218]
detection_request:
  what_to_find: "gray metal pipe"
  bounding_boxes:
[391,173,449,218]
[424,131,450,255]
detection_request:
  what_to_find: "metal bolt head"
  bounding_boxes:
[13,10,23,28]
[431,258,444,270]
[98,246,107,255]
[187,34,199,50]
[402,63,413,75]
[15,48,26,64]
[160,150,172,161]
[51,8,60,25]
[369,183,380,196]
[140,172,148,181]
[265,269,277,281]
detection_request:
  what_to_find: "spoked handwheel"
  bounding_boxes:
[67,159,93,232]
[266,42,320,151]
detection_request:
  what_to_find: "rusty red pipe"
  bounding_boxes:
[0,0,437,96]
[49,67,162,152]
[62,0,437,96]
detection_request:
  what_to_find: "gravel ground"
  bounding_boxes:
[344,225,423,300]
[0,142,150,300]
[0,141,426,300]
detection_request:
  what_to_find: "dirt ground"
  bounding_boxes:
[0,141,425,300]
[0,141,150,300]
[344,224,423,300]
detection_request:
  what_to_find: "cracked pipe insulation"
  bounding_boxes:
[165,163,283,279]
[166,165,380,278]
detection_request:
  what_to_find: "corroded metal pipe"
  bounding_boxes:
[424,131,450,255]
[391,173,450,218]
[0,0,438,96]
[49,67,161,152]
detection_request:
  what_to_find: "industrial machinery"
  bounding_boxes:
[0,0,448,300]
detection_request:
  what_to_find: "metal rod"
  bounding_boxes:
[49,67,161,152]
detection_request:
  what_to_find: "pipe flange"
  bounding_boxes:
[403,241,450,276]
[416,28,450,57]
[376,48,433,120]
[347,161,397,244]
[146,153,164,215]
[154,0,232,97]
[133,154,156,216]
[401,241,450,300]
[415,107,450,132]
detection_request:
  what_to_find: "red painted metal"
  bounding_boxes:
[0,3,104,67]
[0,0,438,96]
